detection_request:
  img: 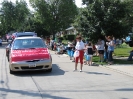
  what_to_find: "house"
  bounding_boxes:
[65,27,77,35]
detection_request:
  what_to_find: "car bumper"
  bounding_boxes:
[9,59,52,71]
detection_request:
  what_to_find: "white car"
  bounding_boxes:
[8,37,52,74]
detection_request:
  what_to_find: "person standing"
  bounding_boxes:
[50,39,54,50]
[67,42,73,60]
[71,40,76,62]
[0,38,2,46]
[97,36,105,63]
[87,42,93,66]
[106,36,115,65]
[127,48,133,61]
[74,36,85,72]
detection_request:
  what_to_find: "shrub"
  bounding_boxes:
[67,35,76,41]
[58,37,64,40]
[63,35,68,40]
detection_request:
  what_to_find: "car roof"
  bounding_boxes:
[13,32,36,34]
[14,37,41,40]
[15,32,35,33]
[17,32,36,34]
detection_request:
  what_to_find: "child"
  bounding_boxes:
[84,43,89,65]
[67,42,73,60]
[86,42,93,66]
[71,44,75,62]
[59,46,64,54]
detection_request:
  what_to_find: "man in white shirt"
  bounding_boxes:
[97,37,105,63]
[74,36,85,72]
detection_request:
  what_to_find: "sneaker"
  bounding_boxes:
[73,69,77,72]
[80,70,82,72]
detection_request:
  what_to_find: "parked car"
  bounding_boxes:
[6,37,52,74]
[12,32,37,39]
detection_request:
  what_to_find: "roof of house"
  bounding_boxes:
[66,27,74,31]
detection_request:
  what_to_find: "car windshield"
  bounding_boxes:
[12,38,46,49]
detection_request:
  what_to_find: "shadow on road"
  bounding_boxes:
[0,88,70,99]
[13,64,66,77]
[115,88,133,91]
[85,71,111,75]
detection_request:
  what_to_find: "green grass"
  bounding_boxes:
[114,43,132,57]
[92,56,107,65]
[93,43,133,64]
[62,40,68,45]
[114,47,132,57]
[92,56,133,65]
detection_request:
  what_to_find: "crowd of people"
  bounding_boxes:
[45,35,133,72]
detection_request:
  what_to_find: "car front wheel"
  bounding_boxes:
[47,68,52,72]
[10,69,14,74]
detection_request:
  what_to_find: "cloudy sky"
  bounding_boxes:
[0,0,84,9]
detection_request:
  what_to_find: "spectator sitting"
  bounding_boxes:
[56,46,64,54]
[61,43,67,54]
[127,48,133,61]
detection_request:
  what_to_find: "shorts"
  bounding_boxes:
[98,50,104,54]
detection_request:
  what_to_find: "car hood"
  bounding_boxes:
[11,48,50,62]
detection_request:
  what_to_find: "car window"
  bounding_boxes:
[12,39,46,49]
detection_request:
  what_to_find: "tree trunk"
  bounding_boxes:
[52,33,55,40]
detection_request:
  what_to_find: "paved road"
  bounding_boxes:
[0,46,133,99]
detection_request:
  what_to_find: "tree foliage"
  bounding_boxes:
[74,0,131,42]
[0,0,29,34]
[29,0,78,38]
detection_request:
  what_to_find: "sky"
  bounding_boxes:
[0,0,84,9]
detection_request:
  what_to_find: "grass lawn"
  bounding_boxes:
[92,56,107,65]
[114,47,132,57]
[62,40,68,45]
[92,43,133,65]
[92,56,133,65]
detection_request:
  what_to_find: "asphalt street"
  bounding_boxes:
[0,44,133,99]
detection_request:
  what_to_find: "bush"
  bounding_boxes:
[129,41,133,47]
[58,37,64,40]
[63,35,68,40]
[67,35,75,41]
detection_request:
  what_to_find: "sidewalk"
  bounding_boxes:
[101,65,133,77]
[49,50,133,77]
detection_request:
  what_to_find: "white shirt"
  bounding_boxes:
[97,40,105,50]
[75,41,85,50]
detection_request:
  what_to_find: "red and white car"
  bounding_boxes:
[7,37,52,74]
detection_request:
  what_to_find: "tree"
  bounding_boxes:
[0,0,29,34]
[29,0,78,39]
[74,0,129,42]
